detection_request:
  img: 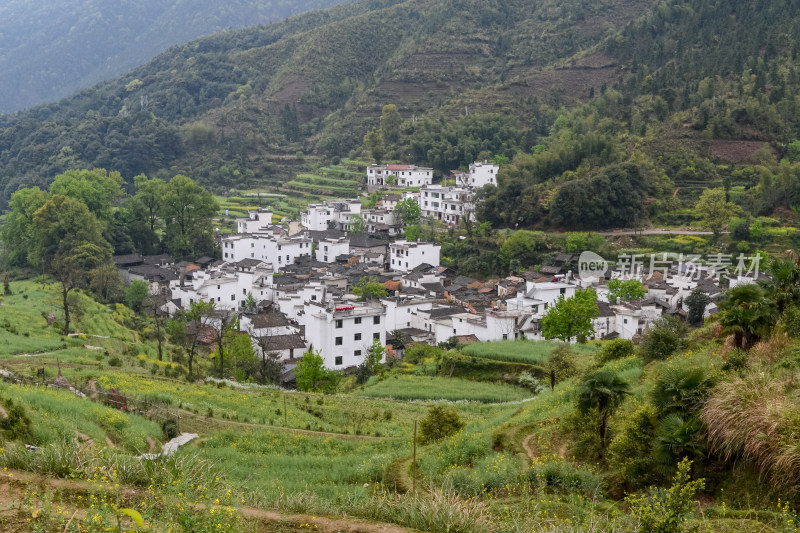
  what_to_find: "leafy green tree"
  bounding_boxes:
[379,104,402,145]
[639,316,689,363]
[366,337,385,372]
[364,127,385,164]
[694,187,740,238]
[419,405,464,444]
[126,175,167,255]
[498,230,545,273]
[405,224,421,241]
[242,292,257,314]
[125,280,151,314]
[394,197,421,226]
[577,369,631,450]
[49,169,124,225]
[224,331,258,382]
[160,175,218,260]
[348,214,367,234]
[31,195,112,335]
[762,257,800,314]
[352,276,388,301]
[685,289,711,325]
[607,279,647,302]
[0,187,49,267]
[541,288,599,342]
[296,349,336,392]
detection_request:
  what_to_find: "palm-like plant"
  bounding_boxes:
[656,414,706,474]
[652,365,715,417]
[718,284,777,349]
[578,369,632,451]
[761,257,800,314]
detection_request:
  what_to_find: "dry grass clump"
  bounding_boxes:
[702,373,800,493]
[749,332,790,363]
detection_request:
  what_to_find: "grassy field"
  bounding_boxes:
[357,375,531,403]
[462,339,598,365]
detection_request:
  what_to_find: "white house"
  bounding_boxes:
[220,232,313,268]
[367,164,433,188]
[508,281,577,318]
[305,301,387,369]
[389,241,441,272]
[456,161,499,189]
[237,209,274,234]
[301,199,362,232]
[418,185,474,226]
[316,237,350,263]
[382,296,435,331]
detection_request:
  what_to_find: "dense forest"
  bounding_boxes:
[0,0,351,113]
[1,0,800,235]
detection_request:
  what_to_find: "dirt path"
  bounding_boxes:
[522,433,537,462]
[146,436,156,453]
[1,470,414,533]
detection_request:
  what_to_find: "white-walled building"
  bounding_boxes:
[305,301,387,369]
[220,232,312,268]
[389,241,441,272]
[316,237,350,263]
[301,200,362,232]
[419,185,473,226]
[171,262,273,310]
[367,164,433,188]
[237,209,274,234]
[508,281,577,318]
[382,296,435,331]
[456,161,499,189]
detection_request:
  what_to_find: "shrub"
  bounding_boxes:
[162,419,180,440]
[598,339,635,364]
[547,345,577,383]
[608,403,661,490]
[639,316,689,363]
[108,356,122,367]
[626,458,705,533]
[0,398,32,440]
[528,456,604,497]
[419,405,464,444]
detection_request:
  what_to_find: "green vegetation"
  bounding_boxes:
[462,339,597,365]
[357,375,530,403]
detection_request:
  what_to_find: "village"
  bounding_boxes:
[112,160,761,379]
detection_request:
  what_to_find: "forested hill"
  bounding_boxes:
[0,0,350,113]
[2,0,800,214]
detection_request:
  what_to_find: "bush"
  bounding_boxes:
[419,405,464,444]
[162,419,180,440]
[639,316,688,363]
[108,356,122,367]
[547,345,577,383]
[0,398,32,440]
[783,307,800,338]
[607,403,661,490]
[528,457,604,497]
[598,339,635,364]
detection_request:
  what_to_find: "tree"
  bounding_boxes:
[405,224,421,241]
[31,195,111,335]
[160,175,218,260]
[394,198,421,227]
[578,369,631,450]
[685,289,711,326]
[541,288,599,342]
[762,257,800,315]
[639,316,689,363]
[0,187,49,267]
[419,405,464,444]
[364,127,385,164]
[125,175,167,254]
[208,310,238,379]
[89,263,124,303]
[379,104,402,145]
[49,169,124,225]
[694,188,740,238]
[497,230,545,273]
[348,214,367,234]
[126,280,151,314]
[607,279,647,302]
[352,276,388,301]
[168,300,215,380]
[296,349,336,392]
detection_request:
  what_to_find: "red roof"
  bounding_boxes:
[386,165,410,170]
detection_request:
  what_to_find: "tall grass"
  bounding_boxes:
[463,340,597,365]
[357,375,530,403]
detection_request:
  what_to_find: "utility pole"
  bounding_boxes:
[412,420,417,496]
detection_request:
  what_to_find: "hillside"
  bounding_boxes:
[2,0,800,229]
[0,0,352,113]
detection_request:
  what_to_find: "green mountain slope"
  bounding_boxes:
[0,0,350,113]
[3,0,800,216]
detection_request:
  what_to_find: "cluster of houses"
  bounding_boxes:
[113,161,751,379]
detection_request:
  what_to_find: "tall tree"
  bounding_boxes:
[0,187,49,267]
[694,188,740,239]
[160,175,218,260]
[168,300,215,380]
[394,197,421,227]
[607,279,647,303]
[49,169,124,226]
[379,104,402,145]
[125,174,167,254]
[364,128,386,164]
[541,288,599,342]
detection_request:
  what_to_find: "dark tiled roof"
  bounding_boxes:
[113,254,143,266]
[252,312,290,329]
[263,334,306,351]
